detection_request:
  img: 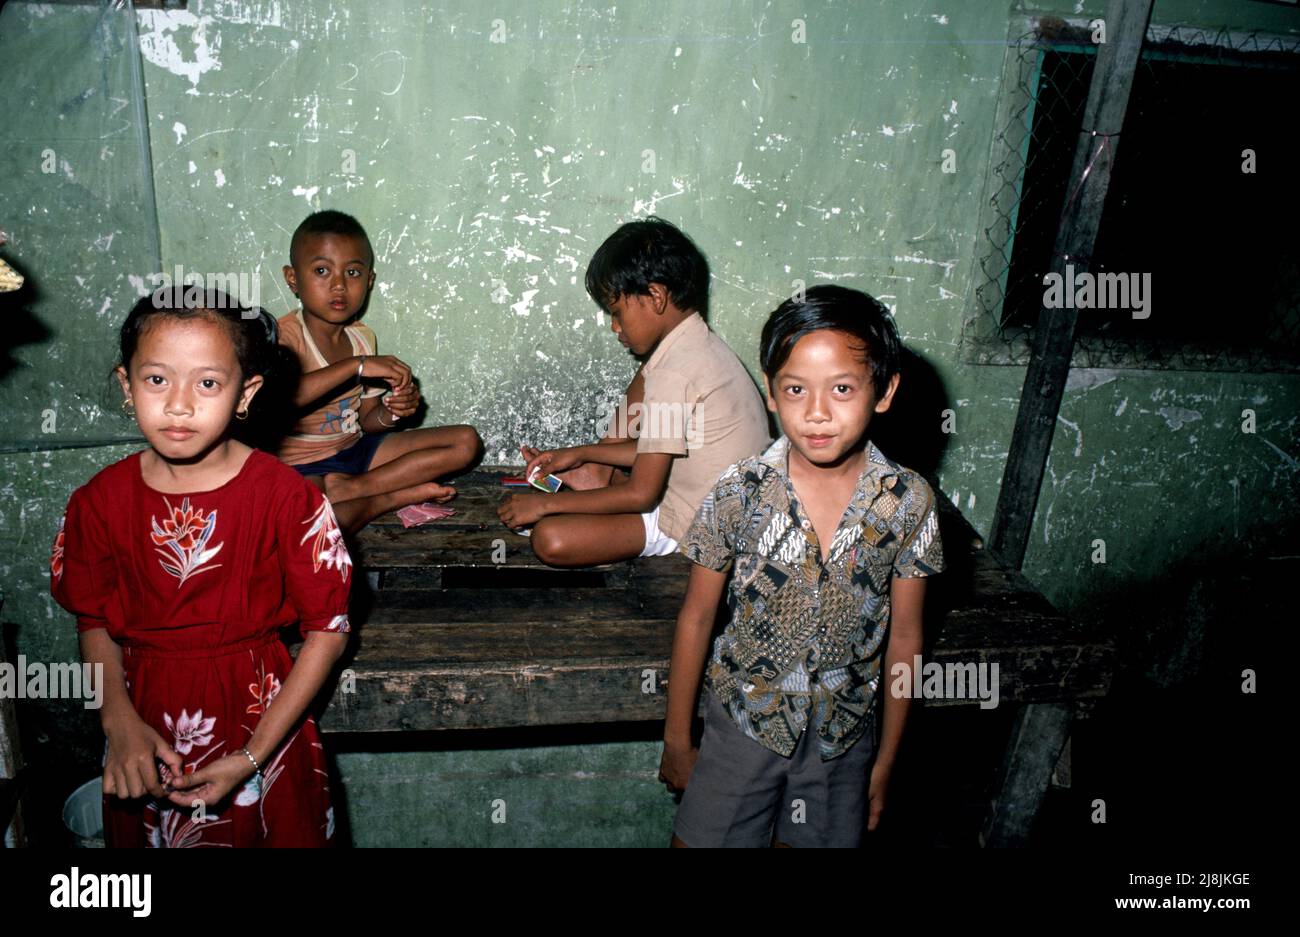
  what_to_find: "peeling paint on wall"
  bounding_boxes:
[1157,406,1203,431]
[137,10,223,90]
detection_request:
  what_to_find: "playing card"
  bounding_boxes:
[396,503,457,528]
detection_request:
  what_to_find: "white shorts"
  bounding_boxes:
[640,505,680,557]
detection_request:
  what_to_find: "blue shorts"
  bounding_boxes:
[291,433,386,477]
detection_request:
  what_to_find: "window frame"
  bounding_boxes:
[960,15,1300,373]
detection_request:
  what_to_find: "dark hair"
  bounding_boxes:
[290,209,373,266]
[584,216,710,315]
[118,285,279,380]
[116,285,295,446]
[760,285,902,397]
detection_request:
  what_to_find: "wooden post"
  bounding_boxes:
[989,0,1154,571]
[0,618,28,847]
[983,0,1152,848]
[981,702,1073,847]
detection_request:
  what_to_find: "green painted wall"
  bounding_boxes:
[2,0,1296,846]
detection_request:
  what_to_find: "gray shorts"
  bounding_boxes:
[673,693,878,848]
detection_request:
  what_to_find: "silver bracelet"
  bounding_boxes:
[357,354,366,381]
[239,746,262,777]
[376,408,395,427]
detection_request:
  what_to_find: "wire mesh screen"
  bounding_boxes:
[964,19,1300,372]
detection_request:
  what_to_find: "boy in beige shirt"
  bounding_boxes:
[498,217,771,565]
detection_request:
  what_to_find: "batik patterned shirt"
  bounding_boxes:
[680,435,944,760]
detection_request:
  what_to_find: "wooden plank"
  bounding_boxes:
[367,585,643,624]
[981,702,1073,846]
[364,469,547,528]
[313,605,1111,732]
[989,0,1154,571]
[376,566,621,591]
[922,644,1112,705]
[342,618,676,666]
[351,527,584,569]
[317,642,1109,733]
[321,663,673,733]
[351,468,632,569]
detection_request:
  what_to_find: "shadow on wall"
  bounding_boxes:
[0,259,51,385]
[1072,523,1286,691]
[870,346,952,479]
[1030,531,1286,850]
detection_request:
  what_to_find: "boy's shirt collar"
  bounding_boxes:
[755,434,899,506]
[642,311,705,372]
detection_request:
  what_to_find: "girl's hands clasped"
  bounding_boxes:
[165,753,257,809]
[102,714,184,800]
[102,711,259,811]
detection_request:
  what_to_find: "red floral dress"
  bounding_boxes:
[50,448,352,847]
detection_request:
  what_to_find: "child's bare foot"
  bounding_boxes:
[378,480,457,505]
[322,471,359,503]
[324,473,453,510]
[418,481,457,503]
[329,480,457,536]
[372,480,455,521]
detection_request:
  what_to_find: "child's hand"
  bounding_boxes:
[497,491,551,529]
[382,382,421,419]
[102,716,183,800]
[657,741,699,793]
[521,445,585,481]
[866,760,892,831]
[360,355,413,395]
[165,752,254,810]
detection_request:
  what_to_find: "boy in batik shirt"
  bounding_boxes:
[659,285,944,847]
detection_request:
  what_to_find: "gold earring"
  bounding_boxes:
[121,398,134,415]
[235,407,249,421]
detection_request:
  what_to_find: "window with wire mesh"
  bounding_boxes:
[965,21,1300,371]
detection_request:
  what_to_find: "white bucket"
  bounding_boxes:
[63,778,105,848]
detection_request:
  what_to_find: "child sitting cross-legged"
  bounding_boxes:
[277,210,482,535]
[497,217,772,566]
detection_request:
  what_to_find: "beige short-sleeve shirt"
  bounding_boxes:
[635,313,772,541]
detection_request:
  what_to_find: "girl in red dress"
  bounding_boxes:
[50,286,352,847]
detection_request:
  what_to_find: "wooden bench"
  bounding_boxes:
[312,467,1114,846]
